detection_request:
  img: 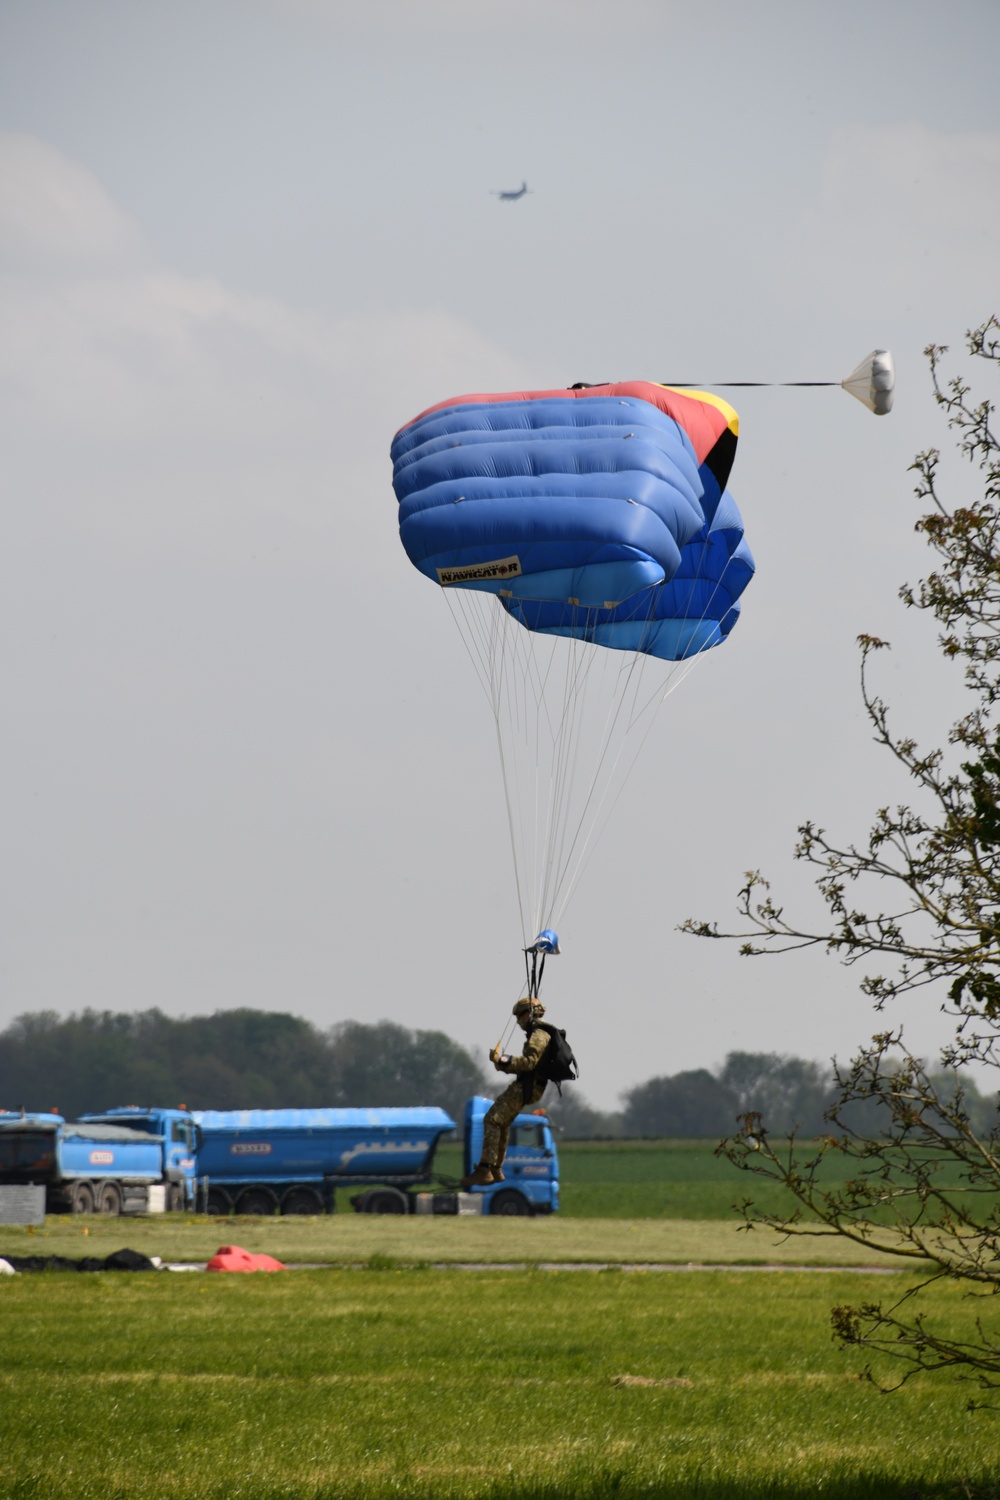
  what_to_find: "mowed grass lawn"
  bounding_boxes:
[0,1137,937,1267]
[2,1265,1000,1500]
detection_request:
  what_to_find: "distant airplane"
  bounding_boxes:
[495,181,529,201]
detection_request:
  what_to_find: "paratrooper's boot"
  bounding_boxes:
[460,1162,495,1189]
[491,1163,505,1182]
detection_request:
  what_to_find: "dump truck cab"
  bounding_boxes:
[463,1095,559,1216]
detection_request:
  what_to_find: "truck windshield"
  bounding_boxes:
[510,1124,546,1150]
[171,1121,194,1148]
[0,1131,57,1179]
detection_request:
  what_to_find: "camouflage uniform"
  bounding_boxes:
[481,1025,551,1169]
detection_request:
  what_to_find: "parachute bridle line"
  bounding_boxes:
[665,381,841,389]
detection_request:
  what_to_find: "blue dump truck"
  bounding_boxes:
[77,1108,198,1210]
[0,1111,193,1215]
[76,1096,560,1217]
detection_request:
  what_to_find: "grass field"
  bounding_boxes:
[2,1264,999,1499]
[0,1210,917,1268]
[3,1140,986,1498]
[0,1137,921,1267]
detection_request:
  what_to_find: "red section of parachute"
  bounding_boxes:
[206,1245,286,1273]
[394,382,731,466]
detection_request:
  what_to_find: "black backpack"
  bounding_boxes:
[532,1023,579,1093]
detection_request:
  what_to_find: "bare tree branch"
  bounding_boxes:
[687,319,1000,1394]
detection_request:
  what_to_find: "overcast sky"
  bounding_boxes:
[2,0,999,1109]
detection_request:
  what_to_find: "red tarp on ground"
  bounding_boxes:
[206,1244,286,1273]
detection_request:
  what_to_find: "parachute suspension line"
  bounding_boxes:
[541,596,665,924]
[497,603,540,945]
[491,601,532,952]
[542,618,632,930]
[498,596,647,937]
[537,622,596,933]
[530,611,619,935]
[554,647,709,922]
[444,588,531,949]
[501,606,554,941]
[510,606,558,940]
[551,549,745,923]
[443,533,746,943]
[492,601,588,941]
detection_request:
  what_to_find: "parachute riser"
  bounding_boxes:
[524,947,546,1000]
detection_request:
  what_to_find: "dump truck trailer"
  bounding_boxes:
[77,1097,560,1216]
[193,1097,558,1217]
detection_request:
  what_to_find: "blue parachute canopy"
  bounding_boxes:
[391,382,753,662]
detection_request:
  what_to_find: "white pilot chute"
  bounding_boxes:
[840,349,895,415]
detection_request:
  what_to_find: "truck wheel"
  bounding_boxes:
[489,1190,531,1217]
[360,1187,409,1215]
[281,1187,323,1216]
[96,1181,122,1216]
[70,1181,95,1214]
[206,1187,233,1217]
[235,1187,279,1217]
[166,1184,184,1213]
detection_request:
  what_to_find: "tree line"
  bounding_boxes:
[2,1006,991,1138]
[551,1049,995,1138]
[0,1009,485,1126]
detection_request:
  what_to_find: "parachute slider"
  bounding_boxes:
[527,929,560,955]
[524,930,559,1001]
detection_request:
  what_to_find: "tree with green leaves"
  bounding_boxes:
[683,317,1000,1403]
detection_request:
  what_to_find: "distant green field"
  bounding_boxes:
[1,1264,997,1499]
[435,1137,816,1219]
[557,1138,780,1218]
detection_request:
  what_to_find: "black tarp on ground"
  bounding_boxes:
[1,1247,157,1272]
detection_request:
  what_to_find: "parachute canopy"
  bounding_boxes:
[390,383,755,943]
[841,349,895,415]
[392,383,753,662]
